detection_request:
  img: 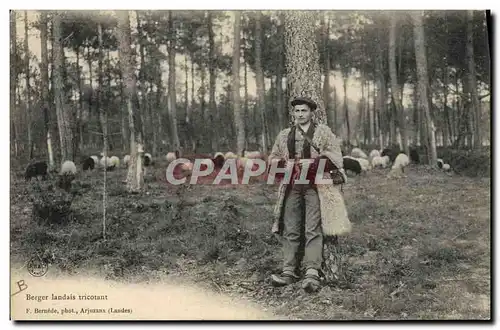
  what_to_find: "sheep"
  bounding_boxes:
[99,156,113,168]
[123,155,130,166]
[387,153,410,178]
[166,152,177,163]
[443,164,451,172]
[351,147,368,159]
[371,156,385,169]
[25,161,48,181]
[90,156,99,165]
[61,160,77,175]
[381,156,390,168]
[369,149,380,160]
[381,148,400,163]
[110,156,120,167]
[244,150,262,159]
[342,157,362,175]
[82,157,95,171]
[356,158,371,172]
[144,153,152,167]
[437,158,444,169]
[213,152,225,169]
[225,152,238,159]
[409,148,420,164]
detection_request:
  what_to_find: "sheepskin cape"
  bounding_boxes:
[268,123,352,237]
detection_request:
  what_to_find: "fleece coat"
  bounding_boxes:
[268,123,352,237]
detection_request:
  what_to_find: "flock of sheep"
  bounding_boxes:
[342,146,452,178]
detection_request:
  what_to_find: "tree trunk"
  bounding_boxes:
[207,12,219,152]
[389,13,409,154]
[276,13,285,131]
[116,10,144,192]
[24,11,33,159]
[11,10,19,157]
[254,11,268,152]
[412,11,437,165]
[244,59,249,147]
[39,11,54,170]
[167,11,180,152]
[155,58,163,153]
[342,75,350,145]
[232,11,245,155]
[284,12,325,125]
[52,12,74,164]
[323,13,334,130]
[76,47,84,151]
[136,11,149,150]
[199,62,207,149]
[466,10,481,149]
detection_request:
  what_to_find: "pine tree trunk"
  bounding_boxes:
[276,13,285,131]
[24,11,33,160]
[232,11,245,155]
[284,12,326,124]
[155,59,163,152]
[167,11,180,152]
[52,12,74,164]
[389,13,409,154]
[323,13,333,129]
[11,10,19,157]
[76,48,84,151]
[466,10,481,149]
[412,11,437,165]
[136,11,149,150]
[39,11,54,170]
[244,59,249,147]
[255,11,268,152]
[208,12,219,152]
[343,75,350,145]
[116,10,143,192]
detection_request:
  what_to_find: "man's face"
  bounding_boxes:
[293,104,313,125]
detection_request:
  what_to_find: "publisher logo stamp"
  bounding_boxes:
[27,257,48,277]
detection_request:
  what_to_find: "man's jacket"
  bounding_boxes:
[268,123,352,237]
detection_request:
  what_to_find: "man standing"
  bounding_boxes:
[268,96,351,293]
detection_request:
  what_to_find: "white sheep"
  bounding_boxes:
[244,151,262,159]
[356,158,371,172]
[90,156,99,166]
[99,156,113,168]
[166,152,177,163]
[110,156,120,167]
[371,156,385,169]
[123,155,130,166]
[443,163,451,171]
[225,152,238,159]
[369,149,380,160]
[392,153,410,172]
[60,160,77,175]
[351,147,368,159]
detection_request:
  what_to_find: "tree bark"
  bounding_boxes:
[24,11,33,159]
[207,12,219,152]
[466,10,481,148]
[254,11,268,152]
[52,12,74,164]
[167,11,180,152]
[323,13,334,130]
[412,11,437,165]
[10,10,19,157]
[136,11,149,150]
[284,12,326,124]
[342,75,350,145]
[276,13,285,131]
[232,11,245,155]
[39,11,54,170]
[389,13,409,154]
[116,10,144,192]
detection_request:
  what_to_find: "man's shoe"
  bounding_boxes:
[271,271,299,287]
[302,269,321,293]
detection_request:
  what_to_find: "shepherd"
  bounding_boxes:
[268,96,352,293]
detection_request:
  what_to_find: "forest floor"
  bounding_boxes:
[10,162,491,320]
